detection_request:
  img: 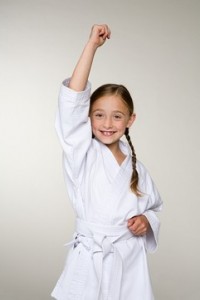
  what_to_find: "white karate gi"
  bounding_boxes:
[51,79,163,300]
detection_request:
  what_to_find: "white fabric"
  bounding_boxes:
[51,79,163,300]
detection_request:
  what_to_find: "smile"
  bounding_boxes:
[100,131,116,136]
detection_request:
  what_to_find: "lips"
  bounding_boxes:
[100,131,116,136]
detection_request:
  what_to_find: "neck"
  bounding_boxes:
[106,142,126,165]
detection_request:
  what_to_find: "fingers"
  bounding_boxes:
[127,217,135,227]
[127,215,150,236]
[99,24,111,40]
[90,24,111,44]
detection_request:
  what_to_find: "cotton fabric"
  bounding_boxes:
[51,79,162,300]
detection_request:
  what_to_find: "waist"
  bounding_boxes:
[72,218,133,299]
[75,218,133,242]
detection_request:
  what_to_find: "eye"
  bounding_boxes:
[113,114,123,120]
[94,112,104,119]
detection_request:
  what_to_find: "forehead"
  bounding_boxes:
[91,94,129,112]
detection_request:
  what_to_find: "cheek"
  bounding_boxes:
[91,118,98,130]
[118,121,129,130]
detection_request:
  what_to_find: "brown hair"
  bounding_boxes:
[90,84,141,196]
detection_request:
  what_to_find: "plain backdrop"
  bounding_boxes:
[1,0,200,299]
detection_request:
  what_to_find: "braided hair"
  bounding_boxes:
[90,83,141,196]
[124,127,141,196]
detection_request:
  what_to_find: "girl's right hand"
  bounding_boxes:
[88,24,111,48]
[68,24,111,91]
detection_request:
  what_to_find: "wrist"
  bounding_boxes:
[85,40,99,52]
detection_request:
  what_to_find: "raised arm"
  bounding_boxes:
[68,24,111,91]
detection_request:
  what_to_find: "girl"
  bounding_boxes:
[51,24,162,300]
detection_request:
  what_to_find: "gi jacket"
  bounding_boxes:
[51,79,163,300]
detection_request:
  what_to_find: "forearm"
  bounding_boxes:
[68,24,110,92]
[69,41,98,92]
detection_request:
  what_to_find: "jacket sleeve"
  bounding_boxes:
[55,78,92,186]
[137,161,163,253]
[142,210,161,253]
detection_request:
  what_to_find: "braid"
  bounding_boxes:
[125,128,141,196]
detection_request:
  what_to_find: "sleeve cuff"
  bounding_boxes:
[142,210,161,253]
[59,78,92,104]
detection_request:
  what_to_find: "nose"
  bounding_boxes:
[103,117,113,129]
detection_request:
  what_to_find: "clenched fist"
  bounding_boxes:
[128,215,150,236]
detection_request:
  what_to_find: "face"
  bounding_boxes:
[90,94,135,148]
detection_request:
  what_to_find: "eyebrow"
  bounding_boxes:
[92,109,126,115]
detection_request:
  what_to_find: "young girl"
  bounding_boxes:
[51,24,162,300]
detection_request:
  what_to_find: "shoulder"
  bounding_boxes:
[136,160,154,188]
[136,160,161,200]
[136,160,148,176]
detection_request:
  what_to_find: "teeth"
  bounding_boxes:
[102,131,114,136]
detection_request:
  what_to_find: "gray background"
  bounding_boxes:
[1,0,200,299]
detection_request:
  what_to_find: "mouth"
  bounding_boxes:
[100,131,116,136]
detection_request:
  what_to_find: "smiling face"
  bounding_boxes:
[90,94,135,149]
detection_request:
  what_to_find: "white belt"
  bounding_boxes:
[66,218,133,300]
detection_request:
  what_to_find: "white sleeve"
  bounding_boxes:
[137,161,163,253]
[55,78,92,185]
[142,210,161,253]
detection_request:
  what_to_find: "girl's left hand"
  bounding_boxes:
[127,215,150,236]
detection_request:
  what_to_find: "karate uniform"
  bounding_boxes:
[51,79,163,300]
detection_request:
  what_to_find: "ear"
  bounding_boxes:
[127,113,136,128]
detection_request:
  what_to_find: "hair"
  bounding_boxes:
[90,83,141,196]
